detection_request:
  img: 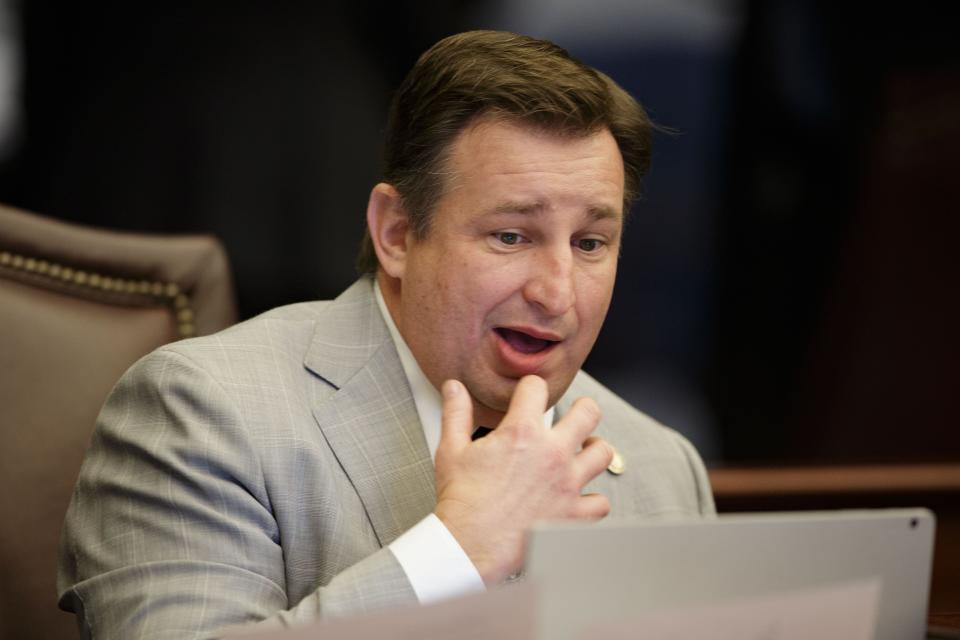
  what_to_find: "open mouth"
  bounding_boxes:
[495,328,559,355]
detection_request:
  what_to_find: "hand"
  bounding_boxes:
[433,375,614,586]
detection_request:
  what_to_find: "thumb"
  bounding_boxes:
[438,379,474,453]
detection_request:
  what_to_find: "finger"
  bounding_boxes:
[571,492,611,520]
[572,436,615,486]
[501,375,550,428]
[438,379,474,452]
[553,396,602,451]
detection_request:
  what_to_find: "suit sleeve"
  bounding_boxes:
[57,348,418,640]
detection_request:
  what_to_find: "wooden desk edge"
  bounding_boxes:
[708,464,960,496]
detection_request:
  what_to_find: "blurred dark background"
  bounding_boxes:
[1,0,957,465]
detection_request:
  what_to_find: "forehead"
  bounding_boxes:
[441,117,626,215]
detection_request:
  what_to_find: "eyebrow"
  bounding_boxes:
[492,201,545,216]
[491,201,621,221]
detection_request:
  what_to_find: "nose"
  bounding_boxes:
[522,246,576,316]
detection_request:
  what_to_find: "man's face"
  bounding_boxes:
[392,118,624,426]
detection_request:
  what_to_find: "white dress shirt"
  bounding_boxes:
[374,281,554,603]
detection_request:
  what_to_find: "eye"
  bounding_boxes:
[576,238,604,252]
[493,232,523,246]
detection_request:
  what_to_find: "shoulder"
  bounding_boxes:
[107,299,333,413]
[115,278,390,428]
[154,277,380,370]
[110,301,328,397]
[171,300,331,357]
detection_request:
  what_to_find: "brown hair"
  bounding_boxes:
[357,30,654,274]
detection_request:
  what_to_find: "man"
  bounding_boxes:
[58,30,714,638]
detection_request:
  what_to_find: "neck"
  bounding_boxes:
[376,270,404,329]
[471,403,506,431]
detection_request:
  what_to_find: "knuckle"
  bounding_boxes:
[543,442,567,472]
[598,439,615,464]
[514,416,543,433]
[503,418,540,445]
[433,447,451,468]
[576,397,602,424]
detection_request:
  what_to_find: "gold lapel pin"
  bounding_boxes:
[607,446,625,475]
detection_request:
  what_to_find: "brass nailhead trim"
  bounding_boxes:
[0,249,197,339]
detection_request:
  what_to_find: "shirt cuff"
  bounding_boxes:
[388,513,486,604]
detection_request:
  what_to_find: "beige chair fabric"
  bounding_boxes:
[0,203,238,639]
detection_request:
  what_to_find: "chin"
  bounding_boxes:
[465,380,512,418]
[471,371,575,417]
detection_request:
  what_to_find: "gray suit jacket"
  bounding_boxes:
[58,277,714,639]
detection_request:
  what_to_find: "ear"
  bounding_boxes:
[366,183,410,279]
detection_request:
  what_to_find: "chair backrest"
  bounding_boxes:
[0,203,238,639]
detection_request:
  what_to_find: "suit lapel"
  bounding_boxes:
[304,279,436,547]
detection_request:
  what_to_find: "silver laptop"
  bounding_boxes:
[525,508,935,640]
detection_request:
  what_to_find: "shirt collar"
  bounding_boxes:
[373,279,554,462]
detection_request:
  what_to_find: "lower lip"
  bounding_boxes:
[493,331,559,377]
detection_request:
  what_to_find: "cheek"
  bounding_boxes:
[446,254,521,308]
[423,264,491,337]
[577,269,616,330]
[476,274,529,327]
